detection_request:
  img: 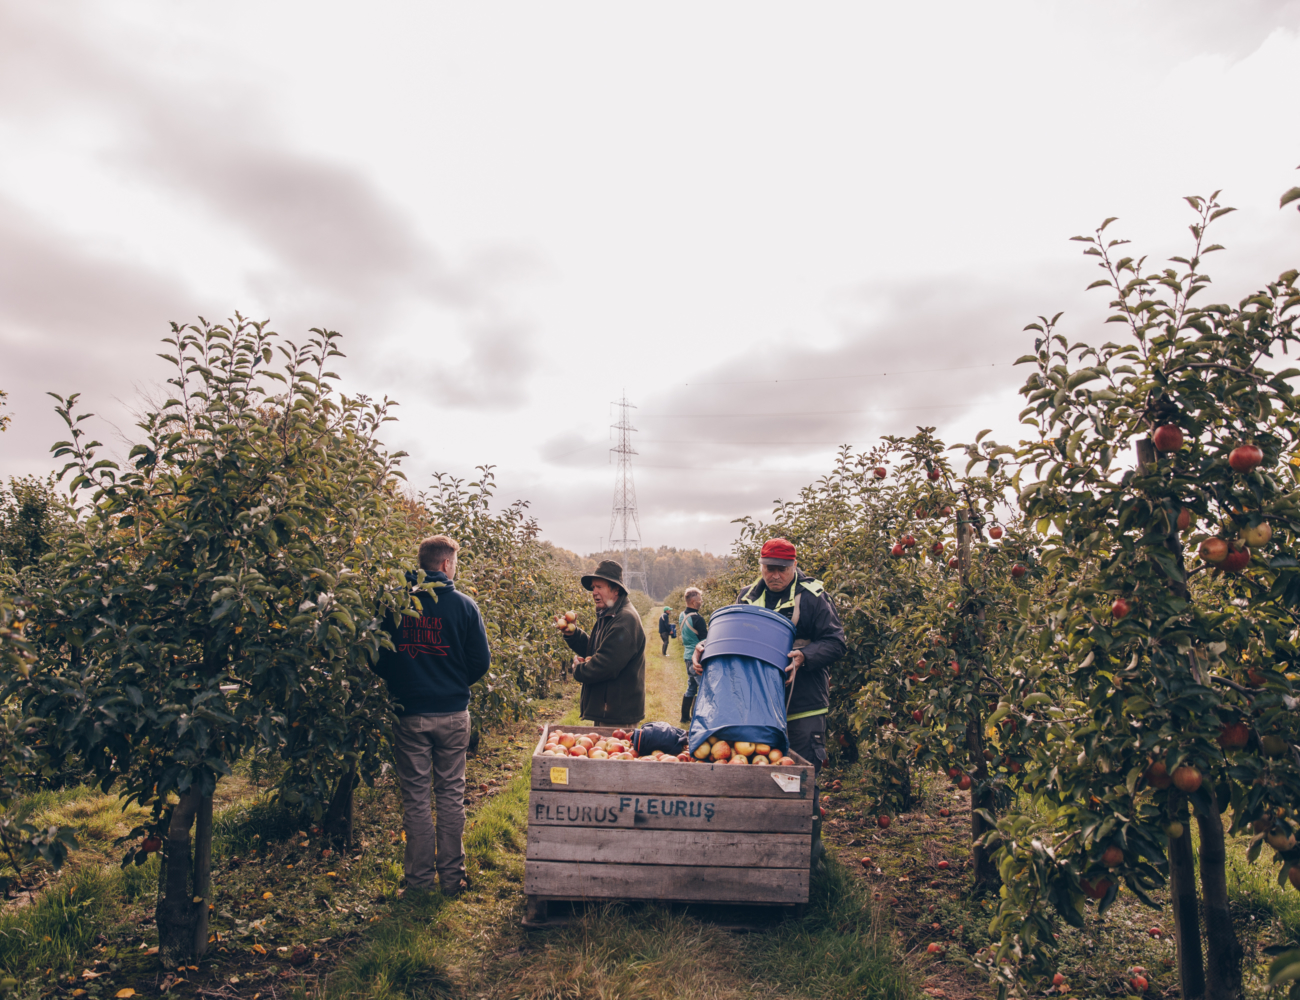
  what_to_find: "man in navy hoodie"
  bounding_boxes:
[373,534,490,897]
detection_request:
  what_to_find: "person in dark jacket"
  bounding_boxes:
[373,534,490,898]
[657,606,673,656]
[677,587,708,723]
[555,560,645,727]
[691,537,845,770]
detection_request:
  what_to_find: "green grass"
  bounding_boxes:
[740,858,914,1000]
[0,866,120,977]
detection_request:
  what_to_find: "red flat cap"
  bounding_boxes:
[759,537,797,565]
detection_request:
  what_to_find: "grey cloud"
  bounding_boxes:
[0,2,539,415]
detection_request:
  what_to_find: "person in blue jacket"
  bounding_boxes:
[373,534,490,898]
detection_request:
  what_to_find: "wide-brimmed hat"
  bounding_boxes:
[581,559,627,593]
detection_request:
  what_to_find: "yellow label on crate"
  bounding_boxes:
[550,767,569,785]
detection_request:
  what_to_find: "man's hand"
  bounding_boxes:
[571,655,586,674]
[691,645,705,675]
[784,647,806,683]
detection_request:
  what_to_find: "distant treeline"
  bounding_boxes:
[542,544,731,601]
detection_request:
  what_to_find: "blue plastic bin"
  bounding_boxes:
[701,604,795,668]
[687,605,796,755]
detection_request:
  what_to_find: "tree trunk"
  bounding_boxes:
[1196,786,1244,1000]
[156,792,213,967]
[1169,798,1206,1000]
[322,764,359,848]
[191,795,213,960]
[965,712,999,892]
[958,503,999,892]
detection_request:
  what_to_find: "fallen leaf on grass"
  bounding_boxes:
[81,970,106,979]
[262,891,273,899]
[116,991,136,998]
[251,944,267,955]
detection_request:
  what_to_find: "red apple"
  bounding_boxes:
[142,835,163,854]
[947,557,959,570]
[912,710,923,723]
[1052,973,1066,987]
[612,728,628,740]
[1130,976,1148,992]
[1100,845,1123,868]
[1011,563,1027,579]
[902,534,916,547]
[877,815,891,829]
[891,543,905,558]
[931,541,944,555]
[1247,667,1266,686]
[937,860,949,870]
[926,943,942,954]
[874,467,887,479]
[1218,722,1250,749]
[1177,507,1191,531]
[950,660,960,676]
[1199,537,1229,563]
[1229,444,1263,472]
[1172,765,1202,792]
[564,610,577,623]
[948,766,961,780]
[916,659,926,671]
[1221,545,1251,573]
[958,775,972,790]
[989,525,1004,539]
[928,469,940,481]
[777,757,795,765]
[938,808,950,817]
[1080,876,1112,899]
[1144,760,1172,789]
[1151,424,1183,452]
[860,856,873,867]
[1111,597,1131,619]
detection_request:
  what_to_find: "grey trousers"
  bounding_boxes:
[391,710,470,890]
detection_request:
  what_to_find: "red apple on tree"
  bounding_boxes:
[1218,722,1250,749]
[989,525,1004,539]
[1100,845,1123,867]
[1177,506,1191,531]
[1151,424,1183,452]
[1011,563,1027,579]
[958,775,972,790]
[928,468,940,480]
[1199,538,1228,563]
[874,466,887,479]
[912,709,923,722]
[890,543,905,558]
[1111,597,1131,619]
[947,557,959,570]
[1144,760,1172,789]
[1229,443,1263,472]
[1172,765,1202,792]
[1221,545,1250,573]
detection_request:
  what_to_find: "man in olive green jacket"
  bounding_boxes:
[556,560,645,727]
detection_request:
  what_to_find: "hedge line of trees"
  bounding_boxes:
[697,188,1300,1000]
[0,318,585,964]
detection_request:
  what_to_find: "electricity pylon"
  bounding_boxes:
[608,392,649,595]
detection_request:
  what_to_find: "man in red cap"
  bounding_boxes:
[692,537,845,770]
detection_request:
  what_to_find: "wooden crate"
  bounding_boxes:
[524,723,815,925]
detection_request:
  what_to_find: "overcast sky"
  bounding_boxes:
[2,2,1299,555]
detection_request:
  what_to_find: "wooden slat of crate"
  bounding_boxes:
[532,724,815,799]
[525,860,808,903]
[527,790,811,833]
[526,825,811,869]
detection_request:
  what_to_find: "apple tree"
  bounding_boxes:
[977,193,1300,1000]
[10,317,418,964]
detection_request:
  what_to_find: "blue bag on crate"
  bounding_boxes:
[630,722,687,757]
[686,604,796,755]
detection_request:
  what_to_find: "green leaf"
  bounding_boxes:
[1268,950,1300,986]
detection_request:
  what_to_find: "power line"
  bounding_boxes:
[640,401,979,418]
[681,361,1011,386]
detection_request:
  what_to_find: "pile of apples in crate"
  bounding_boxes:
[542,729,644,760]
[538,730,796,765]
[693,736,796,766]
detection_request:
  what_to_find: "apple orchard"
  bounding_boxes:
[0,186,1299,1000]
